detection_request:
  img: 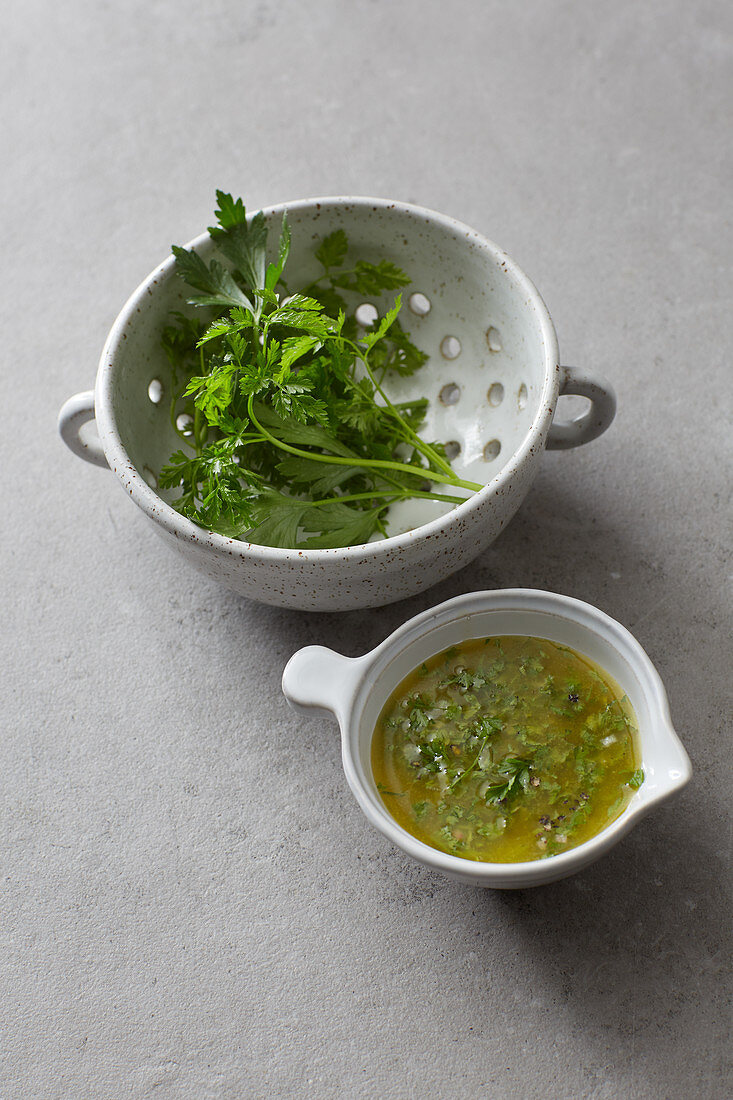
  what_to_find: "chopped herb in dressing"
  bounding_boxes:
[371,636,643,862]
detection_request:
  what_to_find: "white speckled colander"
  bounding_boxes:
[58,197,616,611]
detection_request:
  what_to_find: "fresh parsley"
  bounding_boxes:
[483,757,533,805]
[159,192,482,548]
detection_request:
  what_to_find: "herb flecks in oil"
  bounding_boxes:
[372,636,643,863]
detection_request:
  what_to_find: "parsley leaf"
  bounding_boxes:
[360,296,402,350]
[484,757,533,805]
[628,768,645,790]
[208,198,268,301]
[171,247,254,312]
[315,228,348,270]
[211,190,247,231]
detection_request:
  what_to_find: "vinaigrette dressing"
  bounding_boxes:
[372,636,643,863]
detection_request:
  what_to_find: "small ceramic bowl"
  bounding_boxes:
[281,589,691,888]
[58,197,616,611]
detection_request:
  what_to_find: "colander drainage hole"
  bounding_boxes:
[444,440,461,460]
[439,383,461,406]
[487,382,504,406]
[143,465,158,489]
[440,335,461,359]
[176,413,194,435]
[518,383,528,409]
[148,378,163,404]
[409,292,431,316]
[355,303,378,328]
[486,326,502,352]
[483,439,501,461]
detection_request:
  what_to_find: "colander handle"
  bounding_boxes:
[546,366,616,450]
[58,391,108,468]
[282,645,366,723]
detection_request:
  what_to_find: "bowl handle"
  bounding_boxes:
[58,390,108,468]
[546,366,617,450]
[282,645,365,722]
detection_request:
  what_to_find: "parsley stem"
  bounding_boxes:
[448,735,490,791]
[348,337,454,472]
[247,396,476,493]
[300,488,467,507]
[172,423,196,450]
[310,266,360,286]
[310,275,480,490]
[346,339,481,490]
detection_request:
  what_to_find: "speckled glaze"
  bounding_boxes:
[282,590,692,888]
[58,198,616,611]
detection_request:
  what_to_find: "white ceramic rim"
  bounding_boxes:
[94,196,560,561]
[305,589,692,883]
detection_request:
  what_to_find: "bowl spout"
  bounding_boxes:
[658,722,693,796]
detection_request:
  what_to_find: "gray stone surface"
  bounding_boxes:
[3,1,731,1096]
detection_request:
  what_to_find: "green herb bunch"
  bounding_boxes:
[158,192,482,548]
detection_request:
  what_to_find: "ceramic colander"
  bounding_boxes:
[58,197,616,611]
